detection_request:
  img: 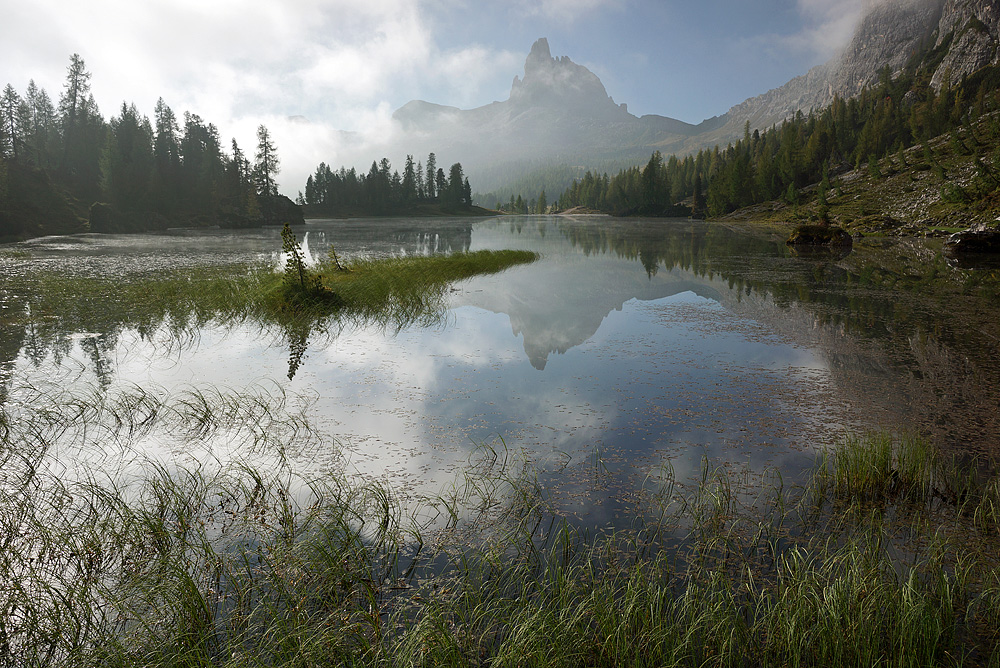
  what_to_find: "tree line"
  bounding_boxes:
[556,54,1000,219]
[301,152,474,215]
[0,54,297,239]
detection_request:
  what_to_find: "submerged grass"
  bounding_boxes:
[4,395,1000,667]
[4,247,538,380]
[14,249,538,335]
[266,249,540,328]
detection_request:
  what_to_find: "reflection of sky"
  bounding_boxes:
[5,218,854,528]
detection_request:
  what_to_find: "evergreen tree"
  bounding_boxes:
[435,167,446,201]
[0,85,23,162]
[425,152,437,199]
[58,53,96,178]
[253,124,280,196]
[181,113,224,211]
[446,162,465,206]
[101,102,154,211]
[25,81,57,170]
[152,98,181,211]
[402,154,416,200]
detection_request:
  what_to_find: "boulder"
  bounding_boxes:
[945,227,1000,254]
[260,195,305,226]
[786,224,853,247]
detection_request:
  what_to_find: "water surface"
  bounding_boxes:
[3,216,998,526]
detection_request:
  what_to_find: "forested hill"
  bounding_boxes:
[555,57,1000,232]
[0,54,302,241]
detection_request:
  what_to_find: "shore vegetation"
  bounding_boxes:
[3,406,1000,666]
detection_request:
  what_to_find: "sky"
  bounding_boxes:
[0,0,869,196]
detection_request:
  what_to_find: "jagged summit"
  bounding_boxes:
[508,38,627,119]
[389,39,718,191]
[388,9,1000,195]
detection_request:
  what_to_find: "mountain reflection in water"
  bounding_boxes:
[1,216,998,527]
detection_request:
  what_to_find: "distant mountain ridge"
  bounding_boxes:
[392,38,725,191]
[390,0,1000,195]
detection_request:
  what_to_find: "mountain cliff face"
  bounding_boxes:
[931,0,1000,87]
[704,0,999,145]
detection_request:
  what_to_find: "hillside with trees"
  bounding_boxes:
[0,54,301,241]
[555,57,1000,232]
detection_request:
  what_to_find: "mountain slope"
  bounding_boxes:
[392,1,1000,198]
[688,0,1000,152]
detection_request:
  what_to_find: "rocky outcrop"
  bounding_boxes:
[508,38,629,121]
[703,0,943,145]
[389,0,1000,194]
[931,0,1000,87]
[702,0,999,150]
[390,38,708,190]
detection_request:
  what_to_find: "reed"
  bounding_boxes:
[3,382,1000,668]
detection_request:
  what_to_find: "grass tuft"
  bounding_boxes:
[4,403,1000,666]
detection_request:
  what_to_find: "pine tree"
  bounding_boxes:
[0,85,22,162]
[425,152,437,199]
[58,54,94,174]
[402,154,416,200]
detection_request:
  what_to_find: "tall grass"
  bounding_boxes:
[4,398,1000,667]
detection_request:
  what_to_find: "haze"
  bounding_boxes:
[1,0,870,195]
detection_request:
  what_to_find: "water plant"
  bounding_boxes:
[3,387,1000,668]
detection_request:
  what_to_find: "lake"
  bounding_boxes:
[3,216,999,528]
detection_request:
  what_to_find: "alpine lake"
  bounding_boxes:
[3,215,998,528]
[6,215,1000,664]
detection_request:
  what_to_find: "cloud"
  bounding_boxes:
[793,0,867,59]
[0,0,528,196]
[733,0,867,68]
[512,0,626,23]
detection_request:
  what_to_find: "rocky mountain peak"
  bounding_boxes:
[525,36,554,73]
[509,38,628,119]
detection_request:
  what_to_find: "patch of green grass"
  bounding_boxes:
[317,250,538,324]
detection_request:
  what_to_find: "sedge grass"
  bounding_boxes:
[5,402,1000,667]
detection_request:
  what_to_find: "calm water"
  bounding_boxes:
[2,216,999,525]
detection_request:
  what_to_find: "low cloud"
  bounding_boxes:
[733,0,867,70]
[794,0,867,60]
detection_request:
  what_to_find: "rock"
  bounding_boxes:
[945,227,1000,253]
[259,195,305,226]
[786,224,854,247]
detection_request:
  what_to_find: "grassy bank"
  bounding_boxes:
[3,403,1000,666]
[267,247,540,327]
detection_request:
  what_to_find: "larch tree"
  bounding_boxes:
[253,124,280,197]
